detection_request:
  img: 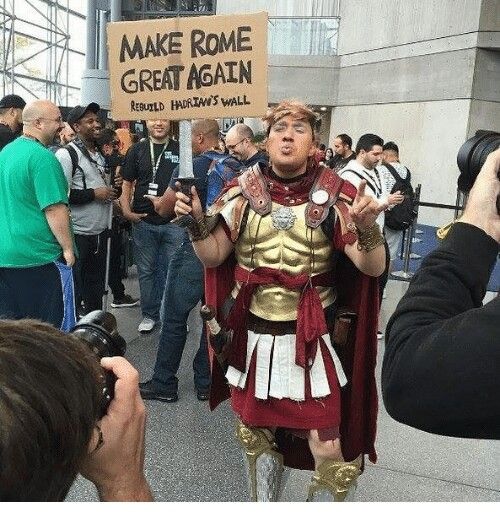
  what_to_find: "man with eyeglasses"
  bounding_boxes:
[224,123,268,167]
[0,99,76,329]
[55,103,121,317]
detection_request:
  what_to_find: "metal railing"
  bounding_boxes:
[268,16,339,56]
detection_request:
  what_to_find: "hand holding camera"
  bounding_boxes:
[458,147,500,243]
[71,311,152,501]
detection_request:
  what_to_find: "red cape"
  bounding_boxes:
[205,173,379,470]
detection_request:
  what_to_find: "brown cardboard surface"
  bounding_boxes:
[107,12,268,121]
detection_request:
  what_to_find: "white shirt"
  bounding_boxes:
[340,159,389,229]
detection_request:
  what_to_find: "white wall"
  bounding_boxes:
[330,99,471,227]
[468,100,500,137]
[337,0,482,55]
[216,0,339,17]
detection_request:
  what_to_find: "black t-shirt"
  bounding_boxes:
[0,123,16,151]
[329,152,356,171]
[121,138,180,225]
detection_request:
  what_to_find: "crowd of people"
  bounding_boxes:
[0,93,498,502]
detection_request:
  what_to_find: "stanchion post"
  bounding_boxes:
[392,184,421,280]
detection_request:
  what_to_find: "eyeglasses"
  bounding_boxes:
[226,138,246,151]
[39,116,63,124]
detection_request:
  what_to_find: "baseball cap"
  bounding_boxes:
[0,94,26,110]
[67,102,100,128]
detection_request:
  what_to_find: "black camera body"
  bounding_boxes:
[71,311,126,417]
[457,130,500,193]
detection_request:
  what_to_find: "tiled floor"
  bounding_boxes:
[67,271,500,502]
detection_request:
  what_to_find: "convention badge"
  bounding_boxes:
[148,182,159,196]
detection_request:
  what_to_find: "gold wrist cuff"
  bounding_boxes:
[356,223,384,252]
[188,215,210,241]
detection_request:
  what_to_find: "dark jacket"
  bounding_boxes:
[0,123,16,151]
[382,222,500,439]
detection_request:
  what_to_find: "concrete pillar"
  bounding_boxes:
[98,11,108,70]
[85,0,97,69]
[110,0,121,22]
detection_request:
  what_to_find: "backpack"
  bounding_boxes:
[50,143,80,177]
[383,163,416,231]
[64,144,80,178]
[202,151,244,207]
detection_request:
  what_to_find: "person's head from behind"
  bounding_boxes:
[0,319,102,501]
[22,100,63,146]
[225,123,256,162]
[263,99,318,178]
[355,133,384,170]
[333,133,353,157]
[191,119,220,155]
[382,141,400,164]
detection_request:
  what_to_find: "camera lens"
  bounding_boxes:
[457,131,500,192]
[70,311,126,417]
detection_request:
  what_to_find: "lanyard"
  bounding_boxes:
[149,139,169,183]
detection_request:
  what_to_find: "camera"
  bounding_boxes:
[457,130,500,193]
[71,310,126,417]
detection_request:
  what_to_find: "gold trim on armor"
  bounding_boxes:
[307,456,362,502]
[236,420,284,502]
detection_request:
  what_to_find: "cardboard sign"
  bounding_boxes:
[107,12,268,121]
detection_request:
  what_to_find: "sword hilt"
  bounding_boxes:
[174,177,194,202]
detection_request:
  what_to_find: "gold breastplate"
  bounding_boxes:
[234,201,336,321]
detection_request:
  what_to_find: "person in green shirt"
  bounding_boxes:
[0,99,76,330]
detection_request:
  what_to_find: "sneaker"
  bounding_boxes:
[139,380,178,402]
[377,330,384,340]
[196,390,209,401]
[111,294,140,308]
[138,317,155,333]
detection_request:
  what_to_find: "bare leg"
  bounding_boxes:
[306,430,361,502]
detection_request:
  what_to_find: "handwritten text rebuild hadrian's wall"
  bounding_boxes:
[107,12,268,121]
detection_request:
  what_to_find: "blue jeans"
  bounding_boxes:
[132,220,185,321]
[152,241,211,394]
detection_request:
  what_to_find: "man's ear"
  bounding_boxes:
[308,141,317,157]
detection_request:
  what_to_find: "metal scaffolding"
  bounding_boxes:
[0,0,85,105]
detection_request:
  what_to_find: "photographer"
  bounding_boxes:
[96,129,138,309]
[382,148,500,439]
[0,319,152,501]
